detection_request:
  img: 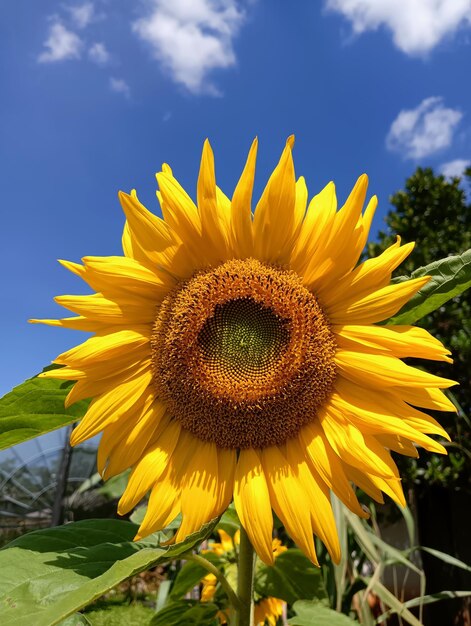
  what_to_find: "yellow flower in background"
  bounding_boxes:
[202,528,287,560]
[32,137,456,566]
[254,597,284,626]
[204,528,240,557]
[203,592,284,626]
[201,529,286,625]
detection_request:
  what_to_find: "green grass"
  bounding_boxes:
[83,600,155,626]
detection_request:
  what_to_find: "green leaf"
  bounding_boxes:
[170,553,223,600]
[331,493,349,612]
[377,590,471,623]
[58,615,92,626]
[0,517,218,626]
[150,600,219,626]
[216,504,240,535]
[288,600,358,625]
[368,534,422,576]
[420,546,471,572]
[343,509,380,564]
[130,505,147,525]
[0,367,89,451]
[156,579,172,613]
[398,505,416,548]
[388,249,471,324]
[255,549,323,605]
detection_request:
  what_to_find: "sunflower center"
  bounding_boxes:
[151,258,337,449]
[198,298,290,395]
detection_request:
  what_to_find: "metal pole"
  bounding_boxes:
[50,423,75,526]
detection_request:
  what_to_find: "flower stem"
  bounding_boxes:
[235,525,255,626]
[184,553,241,611]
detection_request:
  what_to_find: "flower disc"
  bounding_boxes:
[151,258,337,448]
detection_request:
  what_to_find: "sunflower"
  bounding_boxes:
[32,137,455,566]
[200,529,286,625]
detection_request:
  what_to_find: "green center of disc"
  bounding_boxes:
[198,298,290,381]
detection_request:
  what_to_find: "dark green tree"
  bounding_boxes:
[368,166,471,490]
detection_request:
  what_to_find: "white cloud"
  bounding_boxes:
[38,21,82,63]
[325,0,471,55]
[132,0,245,94]
[110,77,130,97]
[89,42,110,65]
[386,97,463,160]
[68,2,95,29]
[440,159,471,179]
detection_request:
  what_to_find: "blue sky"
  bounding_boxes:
[1,0,470,397]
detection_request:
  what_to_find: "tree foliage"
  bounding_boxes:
[368,167,471,490]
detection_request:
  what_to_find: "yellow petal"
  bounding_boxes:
[285,438,341,563]
[340,462,384,503]
[63,355,150,407]
[356,194,378,253]
[70,366,153,446]
[375,435,419,458]
[262,446,318,564]
[216,186,233,245]
[365,471,406,508]
[81,256,175,300]
[294,176,308,233]
[329,389,447,454]
[197,139,230,261]
[118,417,181,515]
[118,190,190,275]
[253,139,297,264]
[55,327,151,367]
[58,259,87,279]
[397,386,457,412]
[335,350,456,389]
[320,239,414,308]
[334,324,452,362]
[54,292,156,324]
[230,138,257,258]
[299,422,367,518]
[122,221,133,258]
[337,376,452,440]
[215,448,237,515]
[343,461,406,508]
[157,169,201,238]
[135,468,182,540]
[234,448,274,565]
[291,181,337,274]
[174,436,220,543]
[58,353,151,406]
[64,362,144,409]
[326,276,430,324]
[155,169,215,268]
[29,316,107,332]
[303,175,369,289]
[99,396,165,479]
[320,405,401,479]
